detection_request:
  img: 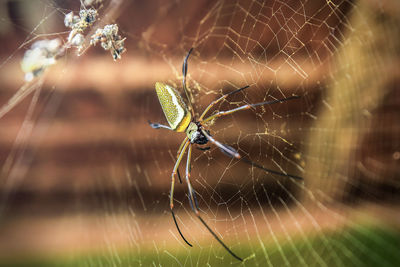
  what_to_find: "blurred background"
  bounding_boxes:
[0,0,399,266]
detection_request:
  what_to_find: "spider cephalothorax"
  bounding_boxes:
[186,122,209,145]
[148,48,302,261]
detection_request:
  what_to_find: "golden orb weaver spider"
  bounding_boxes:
[149,48,302,261]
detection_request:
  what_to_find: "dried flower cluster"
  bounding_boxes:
[20,39,62,81]
[64,8,98,51]
[90,24,126,60]
[21,3,126,81]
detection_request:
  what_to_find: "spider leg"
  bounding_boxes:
[201,129,303,181]
[149,120,184,183]
[199,85,250,121]
[200,129,240,159]
[182,48,195,116]
[184,145,243,261]
[176,137,189,184]
[177,137,189,156]
[202,95,300,123]
[176,170,183,185]
[148,120,173,130]
[149,121,185,183]
[241,157,303,180]
[169,140,192,247]
[170,209,191,246]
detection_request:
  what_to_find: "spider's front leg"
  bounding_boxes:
[201,128,303,181]
[182,48,194,116]
[202,95,301,123]
[184,145,243,261]
[169,140,192,247]
[200,129,240,158]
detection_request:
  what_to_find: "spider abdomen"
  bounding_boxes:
[155,82,192,132]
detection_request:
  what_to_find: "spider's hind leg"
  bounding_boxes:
[184,145,243,261]
[169,140,192,247]
[148,120,172,130]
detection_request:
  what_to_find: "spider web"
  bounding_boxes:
[0,0,399,266]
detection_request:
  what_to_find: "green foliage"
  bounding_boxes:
[1,225,399,267]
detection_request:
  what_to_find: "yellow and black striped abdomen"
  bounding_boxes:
[155,82,192,132]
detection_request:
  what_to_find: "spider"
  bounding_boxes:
[149,48,302,261]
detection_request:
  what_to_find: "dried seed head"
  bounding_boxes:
[79,8,97,25]
[70,33,85,50]
[64,12,80,28]
[90,24,126,60]
[21,38,61,81]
